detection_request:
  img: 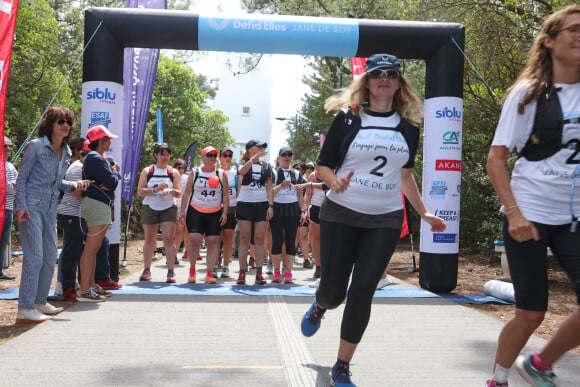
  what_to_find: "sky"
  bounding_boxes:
[189,0,309,164]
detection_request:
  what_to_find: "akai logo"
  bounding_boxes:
[435,159,461,171]
[86,88,117,101]
[435,106,462,121]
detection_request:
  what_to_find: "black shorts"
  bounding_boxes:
[186,207,222,236]
[309,205,320,224]
[503,218,580,311]
[236,201,268,222]
[223,207,237,230]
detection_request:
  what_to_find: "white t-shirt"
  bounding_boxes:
[326,112,410,215]
[223,166,238,207]
[491,80,580,225]
[142,166,175,211]
[273,168,301,204]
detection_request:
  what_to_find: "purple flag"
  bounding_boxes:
[121,0,166,205]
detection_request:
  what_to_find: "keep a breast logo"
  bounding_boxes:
[209,18,229,31]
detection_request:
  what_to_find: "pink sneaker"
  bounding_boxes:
[272,270,281,283]
[283,271,293,284]
[486,378,508,387]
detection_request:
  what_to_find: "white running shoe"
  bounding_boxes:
[376,277,392,289]
[308,279,320,289]
[35,302,64,315]
[16,308,52,323]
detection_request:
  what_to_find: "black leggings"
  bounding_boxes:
[270,214,299,255]
[317,219,400,344]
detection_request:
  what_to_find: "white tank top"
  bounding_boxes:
[189,167,224,213]
[143,166,175,211]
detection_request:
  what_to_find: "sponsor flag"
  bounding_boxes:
[183,141,198,173]
[351,56,409,238]
[156,107,163,143]
[0,0,20,235]
[121,0,166,206]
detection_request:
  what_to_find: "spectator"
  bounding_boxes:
[172,158,188,264]
[218,146,238,278]
[15,107,90,322]
[137,143,181,283]
[77,125,120,302]
[0,136,17,281]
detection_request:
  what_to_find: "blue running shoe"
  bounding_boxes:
[331,363,356,387]
[515,353,559,387]
[300,300,325,337]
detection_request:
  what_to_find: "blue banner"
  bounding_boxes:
[198,13,358,57]
[121,0,166,205]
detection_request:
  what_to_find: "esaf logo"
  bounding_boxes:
[435,106,462,121]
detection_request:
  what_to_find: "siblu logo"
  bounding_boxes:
[86,88,117,101]
[442,131,460,145]
[435,106,462,120]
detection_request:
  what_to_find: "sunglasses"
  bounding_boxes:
[369,69,400,80]
[221,153,233,158]
[205,153,218,158]
[4,144,13,149]
[57,118,74,126]
[280,152,293,157]
[176,166,186,170]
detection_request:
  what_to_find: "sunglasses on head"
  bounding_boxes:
[205,153,218,158]
[369,69,399,80]
[280,152,293,157]
[57,118,74,126]
[221,153,233,158]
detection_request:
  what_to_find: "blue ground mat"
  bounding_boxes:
[0,283,512,304]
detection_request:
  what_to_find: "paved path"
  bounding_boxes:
[1,251,579,386]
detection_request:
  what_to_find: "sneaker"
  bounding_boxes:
[265,263,274,275]
[16,308,51,323]
[97,277,123,290]
[516,353,559,387]
[314,266,321,278]
[284,271,293,284]
[93,284,112,297]
[255,272,266,285]
[139,269,152,281]
[62,286,78,301]
[331,363,356,387]
[212,266,218,277]
[249,257,256,268]
[182,250,189,259]
[35,302,64,315]
[376,277,392,289]
[303,259,314,269]
[308,279,320,289]
[263,256,269,265]
[236,271,246,285]
[205,272,217,284]
[301,300,325,337]
[175,258,181,265]
[166,272,176,283]
[197,255,203,261]
[77,288,106,303]
[188,268,197,283]
[485,378,509,387]
[272,270,281,283]
[54,281,63,296]
[0,273,16,280]
[221,267,230,278]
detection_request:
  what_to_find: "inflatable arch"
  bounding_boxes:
[82,7,465,292]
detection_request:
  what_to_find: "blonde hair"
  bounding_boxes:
[324,72,423,126]
[507,4,580,113]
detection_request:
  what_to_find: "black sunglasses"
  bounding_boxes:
[205,153,218,158]
[57,118,74,126]
[221,153,233,158]
[280,152,293,157]
[369,69,399,80]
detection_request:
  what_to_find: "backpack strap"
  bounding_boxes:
[336,109,362,172]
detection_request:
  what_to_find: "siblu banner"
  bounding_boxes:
[121,0,166,206]
[0,0,20,235]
